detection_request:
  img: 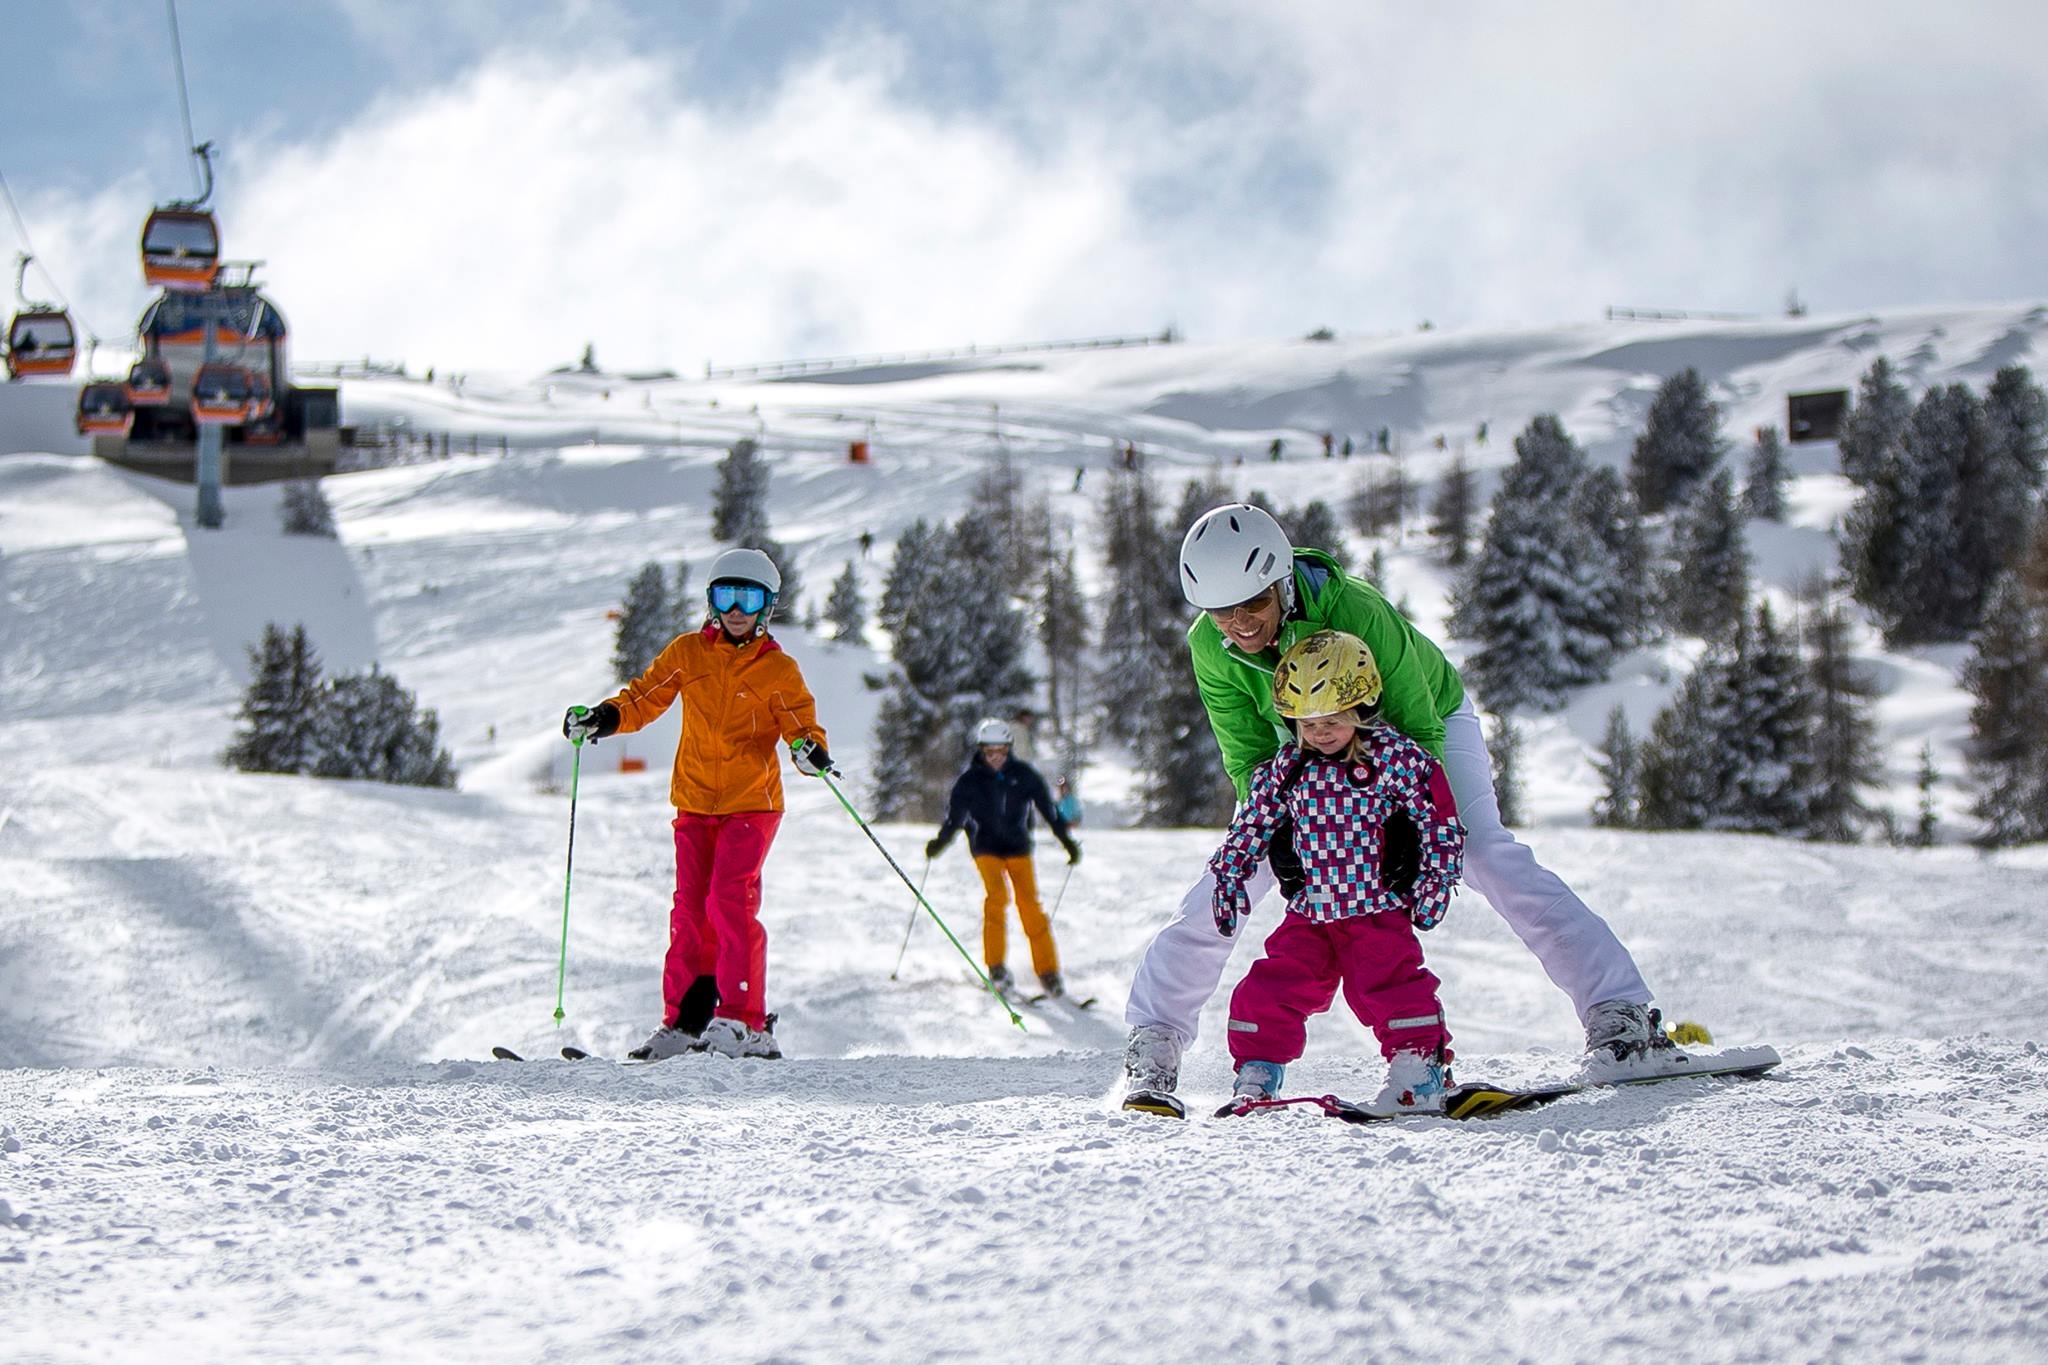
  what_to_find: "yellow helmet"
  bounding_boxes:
[1272,630,1383,720]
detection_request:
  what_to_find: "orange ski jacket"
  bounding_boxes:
[605,623,828,815]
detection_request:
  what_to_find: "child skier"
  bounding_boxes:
[1209,630,1466,1117]
[562,548,835,1061]
[925,717,1083,999]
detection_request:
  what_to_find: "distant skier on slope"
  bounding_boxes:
[1121,503,1686,1118]
[1210,630,1465,1118]
[562,548,836,1061]
[925,717,1082,1000]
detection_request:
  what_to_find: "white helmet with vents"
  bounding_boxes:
[1179,504,1293,609]
[972,717,1014,746]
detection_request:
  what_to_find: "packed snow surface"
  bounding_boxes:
[4,303,2047,1361]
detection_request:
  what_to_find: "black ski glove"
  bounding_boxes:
[925,833,950,860]
[1060,836,1082,865]
[1267,819,1307,899]
[562,701,620,744]
[1381,812,1422,900]
[791,738,838,777]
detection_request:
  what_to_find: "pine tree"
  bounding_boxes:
[612,563,672,682]
[1837,356,1912,490]
[1955,366,2047,632]
[668,562,694,637]
[1135,479,1241,827]
[1349,456,1414,538]
[1572,465,1653,650]
[1741,426,1791,521]
[1094,468,1176,746]
[1448,415,1617,710]
[1628,368,1727,515]
[280,479,337,537]
[1963,527,2048,847]
[1803,592,1884,843]
[968,444,1051,590]
[1662,469,1751,640]
[711,437,769,541]
[1844,384,1974,643]
[1428,453,1478,567]
[1722,603,1818,834]
[1038,539,1090,764]
[1489,713,1525,828]
[223,623,324,775]
[1637,646,1740,829]
[1913,743,1940,848]
[877,519,939,641]
[823,560,865,641]
[1590,704,1639,829]
[1286,498,1348,561]
[311,667,457,788]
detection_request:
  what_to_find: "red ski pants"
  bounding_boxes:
[1226,912,1450,1067]
[667,811,781,1031]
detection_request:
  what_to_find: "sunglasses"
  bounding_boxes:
[1204,586,1277,628]
[708,582,771,615]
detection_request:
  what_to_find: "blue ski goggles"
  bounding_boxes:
[708,581,771,615]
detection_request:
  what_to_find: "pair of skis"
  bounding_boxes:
[492,1044,630,1063]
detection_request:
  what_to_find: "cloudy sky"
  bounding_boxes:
[9,1,2046,374]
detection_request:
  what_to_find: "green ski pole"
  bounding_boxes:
[553,727,586,1026]
[889,859,928,981]
[819,771,1023,1030]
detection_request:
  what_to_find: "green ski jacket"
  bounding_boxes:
[1188,547,1467,799]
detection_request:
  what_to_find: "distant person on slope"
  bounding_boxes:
[1209,630,1465,1118]
[1120,503,1683,1118]
[925,718,1082,999]
[562,548,835,1061]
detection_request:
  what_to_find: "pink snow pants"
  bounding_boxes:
[1226,912,1450,1067]
[667,811,782,1031]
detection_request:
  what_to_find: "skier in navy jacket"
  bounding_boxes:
[926,717,1082,997]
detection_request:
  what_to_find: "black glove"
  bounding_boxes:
[1061,837,1082,866]
[925,835,948,860]
[1268,818,1307,899]
[562,701,620,744]
[1381,812,1422,899]
[790,738,838,777]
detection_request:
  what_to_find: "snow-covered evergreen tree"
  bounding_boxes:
[1741,426,1791,521]
[1038,539,1090,766]
[1844,384,1974,644]
[823,560,865,641]
[1448,415,1617,710]
[1912,744,1940,848]
[1722,603,1819,834]
[1628,368,1726,515]
[1803,592,1883,844]
[1637,646,1739,830]
[311,667,457,788]
[1489,713,1524,828]
[1963,527,2048,847]
[612,563,671,682]
[1662,469,1751,640]
[668,562,693,637]
[1136,479,1240,827]
[1427,453,1478,567]
[1955,365,2048,632]
[711,437,769,541]
[1590,705,1639,828]
[1571,465,1653,650]
[1838,356,1913,490]
[1349,456,1414,538]
[223,623,324,775]
[1285,498,1348,562]
[877,519,939,641]
[280,479,337,537]
[968,445,1051,590]
[1094,468,1177,746]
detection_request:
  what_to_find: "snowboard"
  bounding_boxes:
[1219,1045,1782,1123]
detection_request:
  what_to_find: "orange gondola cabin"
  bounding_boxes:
[140,207,221,293]
[6,307,78,379]
[76,381,135,437]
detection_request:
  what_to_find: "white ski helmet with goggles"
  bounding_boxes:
[1179,503,1295,611]
[972,717,1014,746]
[705,547,781,620]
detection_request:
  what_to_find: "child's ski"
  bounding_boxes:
[1220,1047,1782,1123]
[1122,1088,1188,1119]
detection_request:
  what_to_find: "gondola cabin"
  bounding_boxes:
[6,308,78,378]
[140,207,221,292]
[189,361,252,424]
[76,382,135,437]
[125,356,172,406]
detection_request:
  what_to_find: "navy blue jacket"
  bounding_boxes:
[931,754,1076,859]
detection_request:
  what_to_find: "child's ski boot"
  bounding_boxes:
[1213,1060,1286,1118]
[1359,1049,1449,1117]
[1120,1023,1186,1119]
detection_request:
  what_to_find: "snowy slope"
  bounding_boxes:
[4,303,2048,1361]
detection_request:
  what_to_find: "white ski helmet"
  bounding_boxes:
[972,717,1014,746]
[707,547,782,594]
[1179,503,1294,609]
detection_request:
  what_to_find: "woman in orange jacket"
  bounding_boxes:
[563,548,835,1061]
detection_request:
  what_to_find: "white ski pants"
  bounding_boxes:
[1124,699,1652,1046]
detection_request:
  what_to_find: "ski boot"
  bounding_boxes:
[1213,1060,1285,1118]
[1120,1023,1186,1119]
[626,975,721,1060]
[699,1016,782,1060]
[626,1025,707,1062]
[1037,970,1065,1000]
[1358,1049,1450,1118]
[987,963,1016,998]
[1581,1000,1691,1083]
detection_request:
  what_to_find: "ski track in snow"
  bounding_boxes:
[6,303,2048,1360]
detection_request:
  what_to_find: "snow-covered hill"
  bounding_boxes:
[3,302,2047,1361]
